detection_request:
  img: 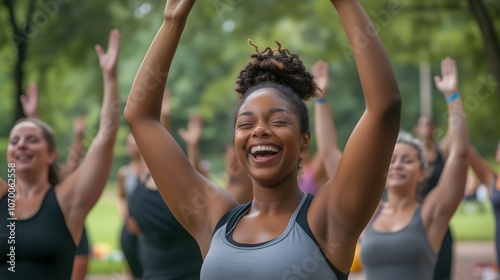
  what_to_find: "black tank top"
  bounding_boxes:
[419,144,445,200]
[128,177,203,279]
[0,187,76,279]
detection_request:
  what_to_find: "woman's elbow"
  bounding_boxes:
[386,92,402,115]
[379,92,402,125]
[453,146,469,161]
[124,103,144,127]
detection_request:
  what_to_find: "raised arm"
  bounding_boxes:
[179,114,208,178]
[310,0,400,234]
[312,60,342,180]
[225,143,253,204]
[60,114,86,179]
[468,145,496,191]
[422,57,469,250]
[123,0,236,254]
[308,1,401,271]
[57,29,121,242]
[20,82,40,119]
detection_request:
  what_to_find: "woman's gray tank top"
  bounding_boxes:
[360,206,437,280]
[200,193,348,280]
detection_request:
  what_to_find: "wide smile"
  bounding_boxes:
[14,153,34,163]
[388,172,406,180]
[247,144,281,164]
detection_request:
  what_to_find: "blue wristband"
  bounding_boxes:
[316,97,327,104]
[446,92,460,103]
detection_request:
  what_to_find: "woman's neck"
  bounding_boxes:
[130,154,142,164]
[16,170,51,198]
[130,157,147,177]
[251,175,303,215]
[385,190,418,212]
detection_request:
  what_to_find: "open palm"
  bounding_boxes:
[95,29,120,75]
[312,60,330,97]
[178,114,202,146]
[434,57,458,96]
[20,82,39,118]
[73,114,86,135]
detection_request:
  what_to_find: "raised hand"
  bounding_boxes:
[434,57,458,97]
[20,81,40,118]
[73,113,86,136]
[178,114,203,147]
[312,60,330,98]
[164,0,196,22]
[95,29,120,76]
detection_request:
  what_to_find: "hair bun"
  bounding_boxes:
[235,41,318,101]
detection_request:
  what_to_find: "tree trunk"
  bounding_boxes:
[468,0,500,96]
[3,0,35,123]
[15,35,27,121]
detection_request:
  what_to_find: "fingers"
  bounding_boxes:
[312,60,327,76]
[448,57,457,74]
[28,82,38,97]
[433,76,442,86]
[189,114,203,130]
[190,114,202,123]
[95,29,120,62]
[178,128,188,141]
[95,44,104,58]
[20,94,27,106]
[441,57,456,76]
[75,115,86,127]
[107,29,121,55]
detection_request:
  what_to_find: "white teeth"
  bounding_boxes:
[250,145,279,154]
[16,154,32,160]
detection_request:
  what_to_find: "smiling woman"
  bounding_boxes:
[124,0,401,279]
[360,58,469,280]
[0,29,120,280]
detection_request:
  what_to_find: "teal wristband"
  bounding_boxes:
[316,97,327,104]
[446,92,460,103]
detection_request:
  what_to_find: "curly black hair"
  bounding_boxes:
[236,40,318,100]
[233,40,319,135]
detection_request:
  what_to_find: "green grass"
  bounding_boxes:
[86,183,127,275]
[450,201,495,241]
[86,183,495,274]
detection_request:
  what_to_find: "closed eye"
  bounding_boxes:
[270,119,288,126]
[9,137,19,145]
[402,156,414,164]
[236,122,253,129]
[27,136,40,143]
